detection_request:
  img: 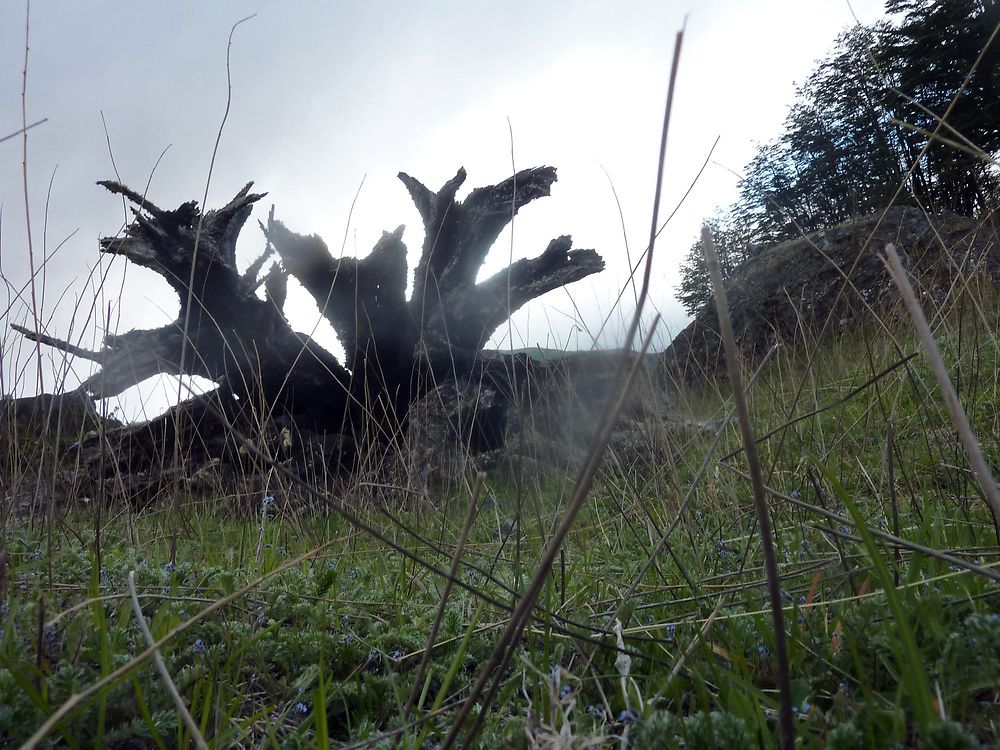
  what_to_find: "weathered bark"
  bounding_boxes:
[261,220,415,414]
[264,166,604,401]
[14,181,351,425]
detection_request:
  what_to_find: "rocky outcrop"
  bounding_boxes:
[662,207,999,382]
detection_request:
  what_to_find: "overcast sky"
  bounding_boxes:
[1,0,887,415]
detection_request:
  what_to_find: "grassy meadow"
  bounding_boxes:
[2,272,999,749]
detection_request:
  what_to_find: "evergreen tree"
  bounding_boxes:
[676,0,1000,315]
[676,214,752,315]
[884,0,1000,213]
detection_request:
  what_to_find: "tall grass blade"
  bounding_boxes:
[702,224,794,749]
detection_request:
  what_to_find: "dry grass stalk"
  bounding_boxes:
[126,571,208,750]
[437,20,687,747]
[882,242,1000,542]
[400,472,484,724]
[440,322,661,750]
[720,463,1000,583]
[702,224,794,749]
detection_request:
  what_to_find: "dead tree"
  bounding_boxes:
[13,167,604,473]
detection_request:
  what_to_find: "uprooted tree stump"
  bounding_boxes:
[12,167,605,482]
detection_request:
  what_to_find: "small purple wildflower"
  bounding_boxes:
[559,684,572,700]
[192,638,205,655]
[294,701,309,714]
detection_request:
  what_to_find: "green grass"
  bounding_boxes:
[3,288,1000,748]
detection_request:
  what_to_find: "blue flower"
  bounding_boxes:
[666,623,677,642]
[618,708,638,724]
[390,649,403,661]
[294,701,309,714]
[192,638,205,655]
[560,684,572,700]
[790,490,800,499]
[587,704,607,721]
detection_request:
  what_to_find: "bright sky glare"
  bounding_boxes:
[0,0,887,417]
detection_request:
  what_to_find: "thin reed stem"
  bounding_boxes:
[127,571,208,750]
[400,473,483,724]
[883,243,1000,542]
[702,224,794,749]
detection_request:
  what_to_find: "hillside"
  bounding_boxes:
[663,207,1000,382]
